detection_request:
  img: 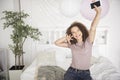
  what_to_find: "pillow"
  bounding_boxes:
[34,50,56,80]
[36,50,56,66]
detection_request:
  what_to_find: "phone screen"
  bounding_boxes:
[90,1,101,9]
[70,37,77,44]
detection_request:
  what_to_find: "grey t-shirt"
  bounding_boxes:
[68,37,93,70]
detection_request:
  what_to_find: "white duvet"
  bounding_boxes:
[90,56,120,80]
[21,56,120,80]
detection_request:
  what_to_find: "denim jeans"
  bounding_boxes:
[64,67,92,80]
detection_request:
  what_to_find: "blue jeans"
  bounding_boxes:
[64,67,92,80]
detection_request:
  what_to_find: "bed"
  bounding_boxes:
[20,28,120,80]
[20,44,120,80]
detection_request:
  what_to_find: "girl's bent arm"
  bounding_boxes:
[54,36,68,48]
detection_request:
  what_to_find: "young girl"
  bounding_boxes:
[54,3,101,80]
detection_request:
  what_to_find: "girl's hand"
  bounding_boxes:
[94,5,101,14]
[66,34,73,44]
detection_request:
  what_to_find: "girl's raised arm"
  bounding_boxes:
[89,5,101,43]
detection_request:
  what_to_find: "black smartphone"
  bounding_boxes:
[70,38,76,44]
[70,36,77,44]
[67,33,76,44]
[90,1,101,9]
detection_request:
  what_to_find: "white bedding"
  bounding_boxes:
[21,56,120,80]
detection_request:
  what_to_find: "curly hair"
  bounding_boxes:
[66,22,89,44]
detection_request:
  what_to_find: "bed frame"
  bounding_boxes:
[36,27,108,45]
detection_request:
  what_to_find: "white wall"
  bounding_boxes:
[103,0,120,70]
[0,0,13,48]
[0,0,120,70]
[0,0,14,68]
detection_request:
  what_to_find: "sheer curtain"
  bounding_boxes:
[0,48,9,80]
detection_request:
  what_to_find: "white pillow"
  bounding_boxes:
[36,50,56,66]
[33,50,56,80]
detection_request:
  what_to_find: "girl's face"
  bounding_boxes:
[71,26,83,41]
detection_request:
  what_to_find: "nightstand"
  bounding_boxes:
[0,71,9,80]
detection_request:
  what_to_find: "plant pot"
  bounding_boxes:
[9,65,24,80]
[9,65,24,70]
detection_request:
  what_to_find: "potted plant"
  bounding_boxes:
[1,11,42,70]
